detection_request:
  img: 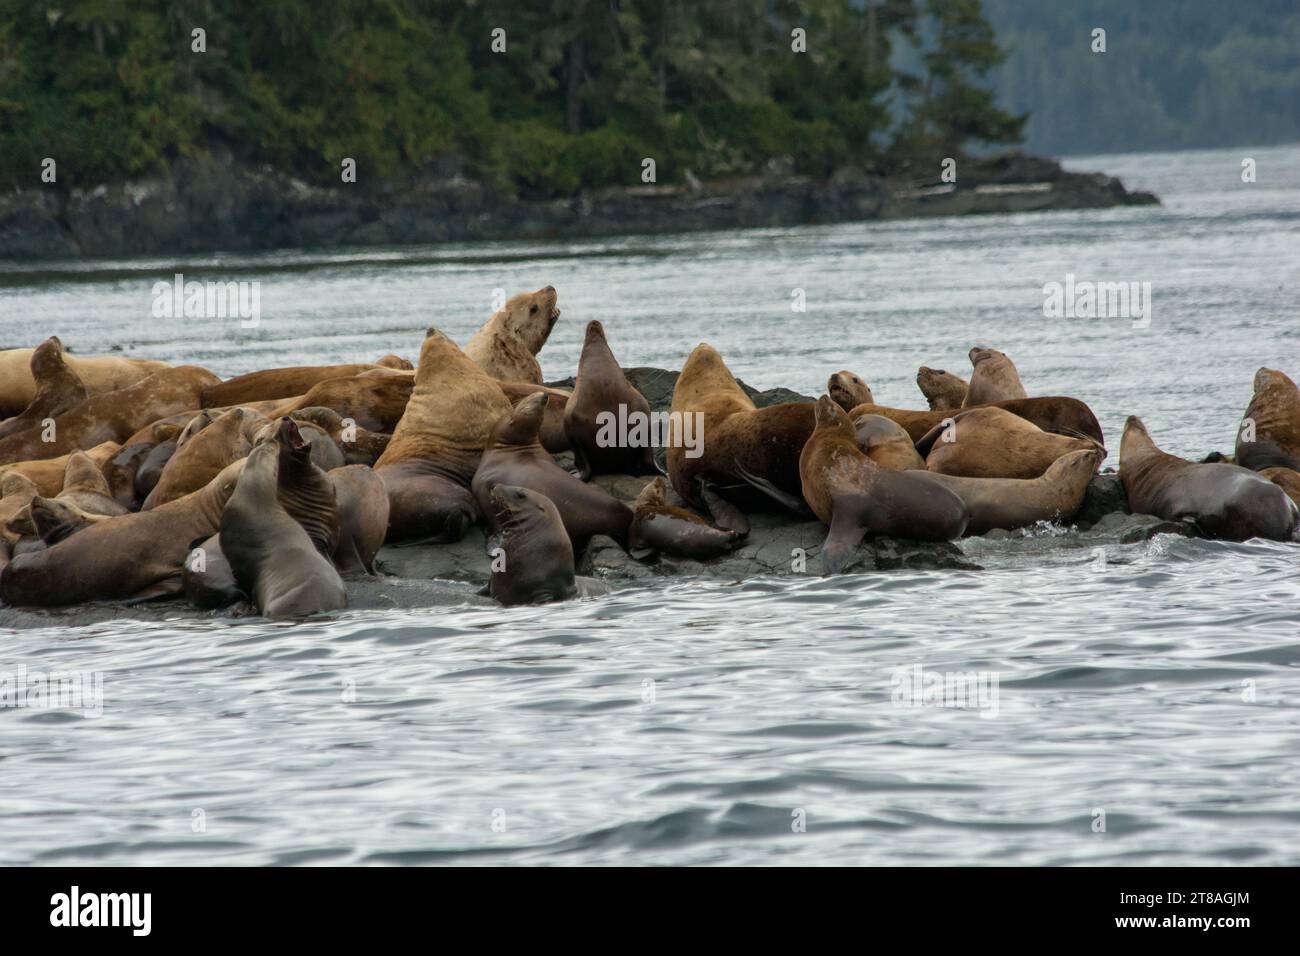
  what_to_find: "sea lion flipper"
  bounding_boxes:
[732,460,812,518]
[122,575,184,604]
[821,508,869,575]
[698,481,750,535]
[571,445,593,481]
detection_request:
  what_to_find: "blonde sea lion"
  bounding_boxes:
[464,286,561,384]
[852,413,925,470]
[0,472,41,544]
[142,407,267,509]
[921,406,1103,480]
[269,374,414,433]
[484,485,577,606]
[0,346,169,417]
[800,396,968,573]
[0,459,245,605]
[912,448,1102,534]
[563,320,657,479]
[851,396,1104,447]
[199,356,412,408]
[375,329,512,543]
[473,392,632,550]
[629,476,743,560]
[1121,416,1299,541]
[1235,368,1300,472]
[0,365,220,465]
[1260,466,1300,508]
[827,371,874,413]
[0,337,89,440]
[287,406,390,466]
[0,440,119,498]
[916,366,968,411]
[962,347,1027,407]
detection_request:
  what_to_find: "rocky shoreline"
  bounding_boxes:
[0,150,1157,259]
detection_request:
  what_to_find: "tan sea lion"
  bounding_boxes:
[200,357,412,408]
[1236,368,1300,472]
[1121,416,1299,541]
[1260,466,1300,508]
[0,337,89,440]
[564,320,657,479]
[375,329,512,543]
[25,451,129,522]
[269,374,414,433]
[484,485,577,606]
[629,476,744,560]
[668,343,817,529]
[0,459,245,605]
[221,425,346,619]
[0,440,120,497]
[827,371,874,413]
[800,396,969,573]
[852,413,925,470]
[0,472,41,544]
[287,406,390,466]
[963,347,1027,407]
[473,392,632,550]
[913,448,1102,535]
[328,464,389,575]
[921,406,1103,479]
[916,366,968,411]
[0,346,170,416]
[464,286,561,384]
[499,382,571,453]
[850,396,1104,447]
[0,365,220,465]
[142,407,267,509]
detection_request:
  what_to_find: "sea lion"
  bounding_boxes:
[0,346,170,417]
[916,366,968,411]
[484,484,577,606]
[912,448,1102,534]
[0,365,220,465]
[11,451,131,529]
[269,374,413,433]
[251,417,343,473]
[287,406,390,466]
[963,347,1027,407]
[181,533,244,610]
[142,407,267,509]
[921,406,1103,480]
[221,428,346,619]
[104,441,155,510]
[1260,466,1300,509]
[27,496,111,545]
[0,472,41,544]
[135,439,178,501]
[375,329,512,543]
[0,440,120,498]
[0,337,89,440]
[1120,416,1299,541]
[500,382,571,453]
[827,371,874,413]
[851,396,1104,447]
[328,464,389,575]
[800,396,968,573]
[200,357,412,408]
[852,413,925,470]
[473,392,632,550]
[629,476,744,560]
[1235,368,1300,472]
[668,343,816,527]
[464,286,561,384]
[0,459,245,605]
[563,320,657,479]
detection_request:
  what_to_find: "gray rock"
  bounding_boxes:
[376,528,490,583]
[1075,472,1130,527]
[1082,511,1200,543]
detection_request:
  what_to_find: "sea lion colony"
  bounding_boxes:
[1,289,1297,618]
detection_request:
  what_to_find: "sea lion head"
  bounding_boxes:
[177,409,220,448]
[827,370,872,412]
[633,476,669,510]
[29,496,95,545]
[969,346,1003,366]
[30,336,67,376]
[273,416,313,466]
[488,483,547,527]
[814,393,852,430]
[490,391,548,446]
[1047,447,1104,482]
[1253,367,1298,398]
[376,354,414,371]
[500,286,561,353]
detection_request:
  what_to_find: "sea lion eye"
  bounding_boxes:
[530,305,539,314]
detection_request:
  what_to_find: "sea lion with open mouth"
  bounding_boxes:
[827,370,874,413]
[464,286,561,384]
[484,484,577,606]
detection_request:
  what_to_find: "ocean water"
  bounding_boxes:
[0,143,1298,866]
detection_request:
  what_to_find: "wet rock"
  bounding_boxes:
[1083,511,1200,543]
[375,528,490,583]
[1075,472,1130,527]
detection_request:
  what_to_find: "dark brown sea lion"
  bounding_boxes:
[287,406,390,466]
[916,366,968,411]
[104,441,155,510]
[921,406,1103,479]
[200,356,412,408]
[328,465,389,575]
[142,407,266,509]
[668,343,816,526]
[852,413,925,470]
[28,496,110,545]
[912,448,1102,535]
[500,382,571,454]
[135,439,178,501]
[1260,466,1300,508]
[827,371,874,413]
[0,459,245,605]
[182,533,244,610]
[0,337,89,440]
[221,427,346,619]
[1235,368,1300,472]
[963,347,1027,407]
[374,329,512,544]
[0,365,220,465]
[484,484,577,606]
[800,396,968,573]
[464,286,561,384]
[629,477,744,560]
[251,418,344,474]
[473,392,632,550]
[0,346,169,417]
[0,440,120,498]
[1121,416,1299,541]
[563,321,657,479]
[269,374,414,433]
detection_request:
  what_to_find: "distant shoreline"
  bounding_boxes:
[0,149,1157,261]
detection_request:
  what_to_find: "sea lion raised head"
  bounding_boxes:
[917,366,968,411]
[0,335,90,441]
[827,370,873,412]
[485,484,577,606]
[1236,367,1300,471]
[563,320,657,479]
[463,286,561,383]
[963,347,1027,407]
[491,390,549,447]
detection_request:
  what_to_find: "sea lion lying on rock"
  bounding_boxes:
[920,406,1104,479]
[847,396,1104,447]
[0,440,119,498]
[1235,368,1300,472]
[200,356,412,407]
[142,407,267,509]
[629,476,744,560]
[0,345,170,417]
[0,337,89,440]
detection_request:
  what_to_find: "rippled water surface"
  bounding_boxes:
[1,144,1298,866]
